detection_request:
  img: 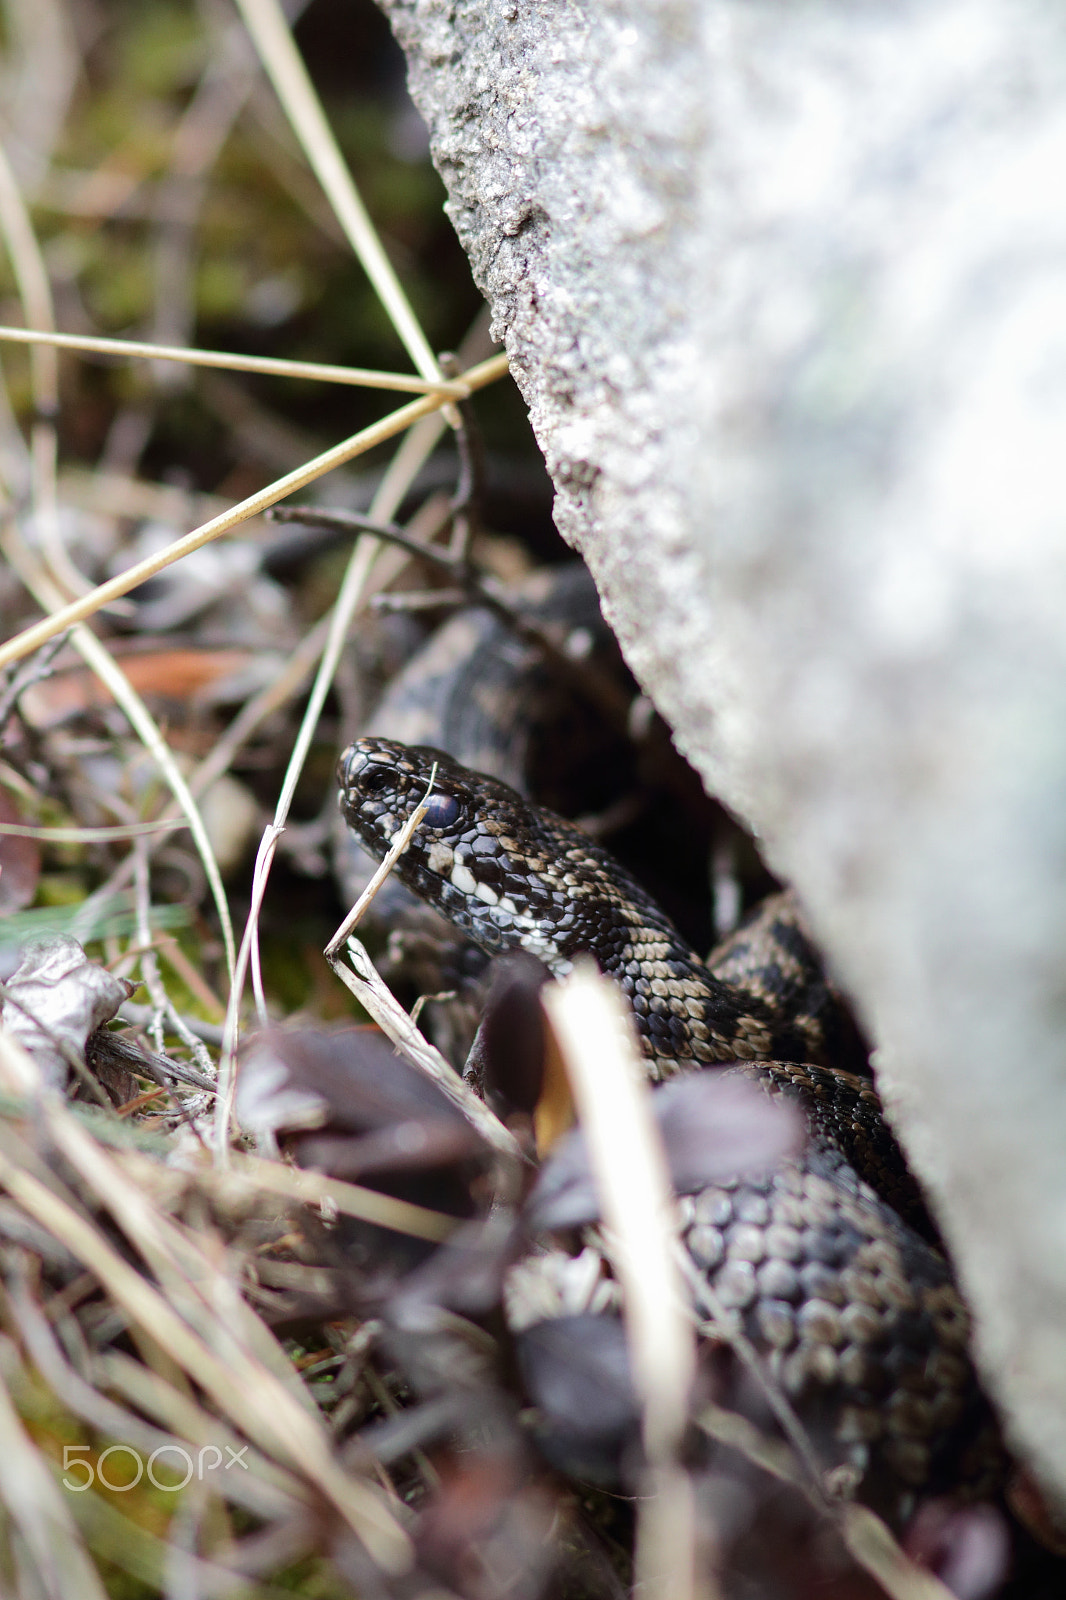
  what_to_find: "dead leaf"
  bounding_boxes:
[0,791,42,915]
[1,936,134,1089]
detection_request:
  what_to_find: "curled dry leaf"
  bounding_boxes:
[654,1070,807,1192]
[1,934,134,1089]
[238,1024,490,1170]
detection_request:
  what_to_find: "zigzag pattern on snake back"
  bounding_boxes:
[337,734,1004,1525]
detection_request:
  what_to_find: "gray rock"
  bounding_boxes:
[377,0,1066,1501]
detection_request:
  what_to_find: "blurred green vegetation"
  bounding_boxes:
[3,0,488,481]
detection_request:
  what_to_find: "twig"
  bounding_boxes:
[440,353,487,561]
[269,501,636,734]
[0,981,115,1111]
[0,631,67,727]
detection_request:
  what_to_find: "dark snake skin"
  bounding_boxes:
[335,563,615,908]
[339,742,843,1077]
[334,564,627,1068]
[337,735,1004,1523]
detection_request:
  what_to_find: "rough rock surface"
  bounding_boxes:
[376,0,1066,1499]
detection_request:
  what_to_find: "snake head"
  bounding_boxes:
[337,735,570,964]
[337,736,519,849]
[337,736,774,1071]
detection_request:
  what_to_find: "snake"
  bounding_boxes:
[334,563,639,1065]
[336,734,1004,1526]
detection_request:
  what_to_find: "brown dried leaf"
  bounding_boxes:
[18,648,261,728]
[0,789,41,914]
[239,1026,494,1286]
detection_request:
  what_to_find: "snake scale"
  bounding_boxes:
[337,734,1004,1526]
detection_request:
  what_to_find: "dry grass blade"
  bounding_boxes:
[0,5,733,1595]
[0,145,240,976]
[540,967,695,1458]
[0,5,535,1595]
[224,1152,460,1244]
[219,316,501,1145]
[540,963,704,1600]
[335,936,523,1165]
[94,1348,306,1512]
[0,524,238,979]
[0,324,469,394]
[0,819,183,842]
[64,600,347,974]
[39,1107,314,1390]
[245,527,387,1023]
[839,1507,959,1600]
[58,1487,304,1600]
[0,134,93,608]
[7,1277,299,1522]
[0,1132,414,1573]
[0,147,57,415]
[214,531,384,1145]
[324,760,526,1160]
[233,0,446,390]
[0,1336,110,1600]
[326,778,436,961]
[0,351,509,673]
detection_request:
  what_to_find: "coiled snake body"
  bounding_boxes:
[337,735,1003,1523]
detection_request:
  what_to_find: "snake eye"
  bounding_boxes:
[422,792,461,829]
[358,765,395,797]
